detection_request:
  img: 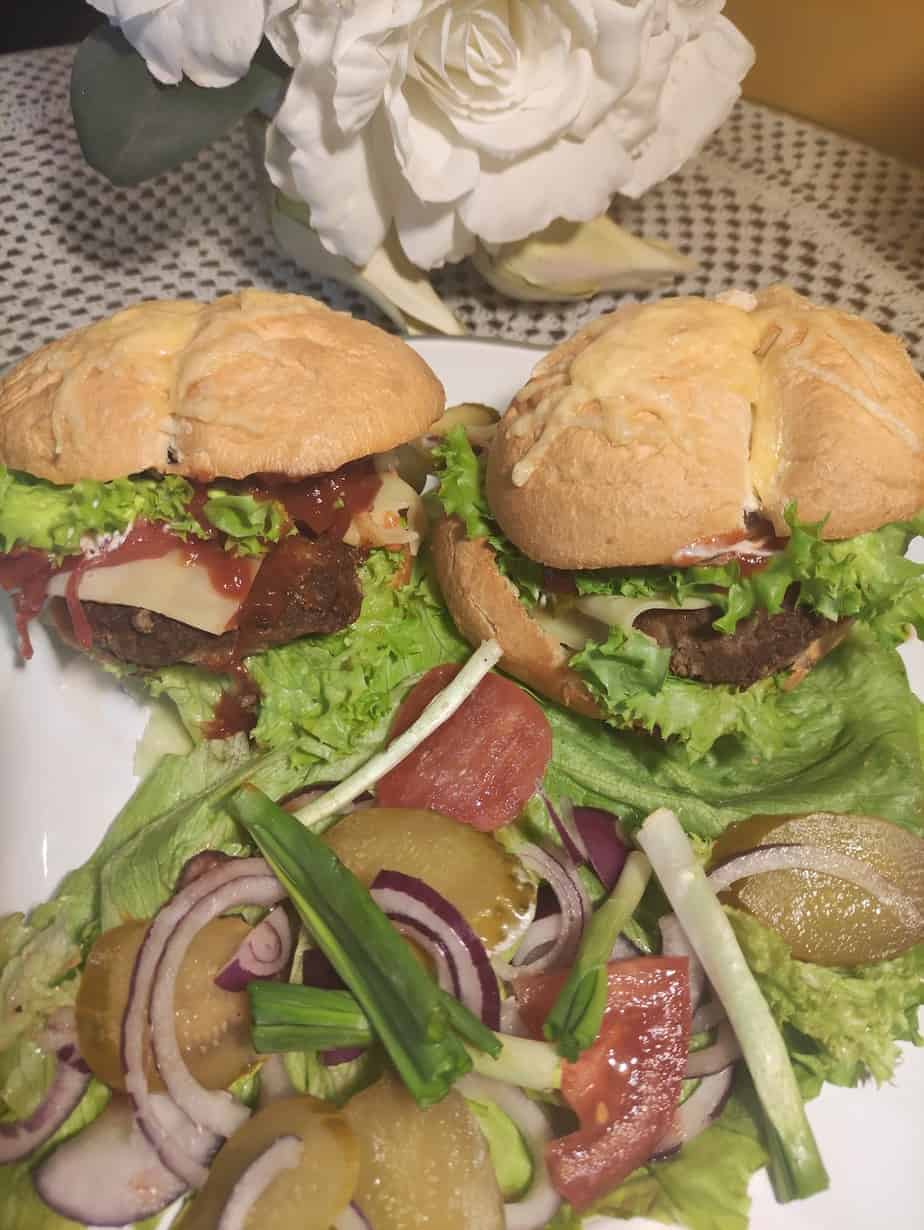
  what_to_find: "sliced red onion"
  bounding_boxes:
[258,1055,294,1108]
[652,1066,736,1159]
[121,856,271,1187]
[691,999,727,1034]
[512,843,588,972]
[149,875,286,1141]
[177,850,234,891]
[659,914,707,1009]
[0,1011,91,1164]
[215,906,293,991]
[572,808,628,891]
[216,1134,303,1230]
[708,844,924,932]
[371,869,501,1031]
[685,1021,741,1078]
[457,1073,560,1230]
[334,1203,373,1230]
[539,789,587,867]
[301,946,346,990]
[321,1048,368,1067]
[33,1093,201,1225]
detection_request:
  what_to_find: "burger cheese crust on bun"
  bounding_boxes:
[431,285,924,745]
[0,290,443,681]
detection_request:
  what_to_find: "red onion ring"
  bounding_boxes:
[457,1073,560,1230]
[149,875,286,1140]
[708,844,924,933]
[691,999,727,1034]
[0,1011,91,1164]
[216,1134,303,1230]
[121,856,271,1187]
[371,869,501,1031]
[685,1021,741,1078]
[33,1092,202,1225]
[572,807,628,891]
[659,914,707,1009]
[499,842,588,974]
[321,1047,367,1067]
[539,789,587,866]
[214,906,293,991]
[334,1203,373,1230]
[652,1066,736,1158]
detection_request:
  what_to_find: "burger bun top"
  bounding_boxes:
[487,287,924,568]
[0,290,444,484]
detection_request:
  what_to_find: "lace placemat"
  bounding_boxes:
[2,44,923,368]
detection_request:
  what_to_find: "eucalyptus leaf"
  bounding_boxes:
[70,26,289,186]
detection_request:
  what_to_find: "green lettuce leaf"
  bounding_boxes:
[592,1078,767,1230]
[729,910,924,1090]
[0,467,204,558]
[571,623,924,766]
[0,1079,110,1230]
[149,550,468,760]
[545,630,924,839]
[201,489,288,556]
[434,428,544,601]
[0,467,289,560]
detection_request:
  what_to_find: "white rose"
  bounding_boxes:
[89,0,295,87]
[266,0,753,270]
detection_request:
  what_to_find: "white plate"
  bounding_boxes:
[1,337,922,1230]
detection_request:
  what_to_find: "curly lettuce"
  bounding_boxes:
[0,466,288,559]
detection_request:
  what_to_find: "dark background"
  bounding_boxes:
[2,1,104,54]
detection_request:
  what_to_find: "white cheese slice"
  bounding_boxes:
[535,594,716,651]
[575,594,714,631]
[47,549,262,635]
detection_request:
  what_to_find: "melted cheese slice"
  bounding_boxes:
[536,594,715,650]
[47,549,262,635]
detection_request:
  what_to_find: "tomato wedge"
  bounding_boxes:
[376,664,553,831]
[515,958,691,1210]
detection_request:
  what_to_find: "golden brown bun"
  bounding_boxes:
[430,516,601,718]
[750,285,924,538]
[0,291,444,484]
[487,297,762,568]
[487,289,924,566]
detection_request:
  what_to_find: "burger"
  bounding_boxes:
[0,290,449,738]
[430,286,924,756]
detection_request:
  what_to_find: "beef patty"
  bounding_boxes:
[633,596,846,688]
[51,535,363,670]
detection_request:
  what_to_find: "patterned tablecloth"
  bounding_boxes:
[2,43,923,369]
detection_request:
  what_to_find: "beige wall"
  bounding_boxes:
[725,1,924,167]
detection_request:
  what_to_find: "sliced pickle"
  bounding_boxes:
[178,1095,358,1230]
[324,807,535,953]
[343,1072,504,1230]
[76,918,255,1091]
[712,812,924,965]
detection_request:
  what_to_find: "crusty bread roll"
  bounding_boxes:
[431,517,601,718]
[750,285,924,538]
[487,297,763,568]
[487,288,924,568]
[0,290,444,483]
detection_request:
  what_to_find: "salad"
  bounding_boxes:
[2,367,923,1230]
[1,627,922,1230]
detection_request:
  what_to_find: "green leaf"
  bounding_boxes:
[70,26,288,186]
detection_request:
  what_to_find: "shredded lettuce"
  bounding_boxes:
[0,466,289,559]
[729,911,924,1091]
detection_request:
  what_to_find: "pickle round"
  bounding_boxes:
[712,811,924,965]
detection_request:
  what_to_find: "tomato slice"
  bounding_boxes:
[376,664,553,831]
[515,958,691,1210]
